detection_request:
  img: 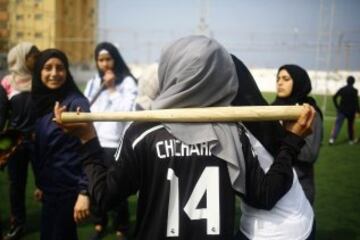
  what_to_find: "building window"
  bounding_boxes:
[0,21,6,28]
[34,32,43,38]
[0,3,7,11]
[16,32,24,37]
[34,13,43,20]
[16,15,24,20]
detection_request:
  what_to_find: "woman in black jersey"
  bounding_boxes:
[54,36,315,240]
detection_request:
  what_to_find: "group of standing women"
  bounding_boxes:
[0,41,137,240]
[0,35,325,240]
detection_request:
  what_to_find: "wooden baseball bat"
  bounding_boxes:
[59,105,304,123]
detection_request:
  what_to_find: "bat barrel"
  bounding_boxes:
[60,105,304,123]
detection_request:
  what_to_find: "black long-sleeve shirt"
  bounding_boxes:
[0,77,35,134]
[240,127,305,210]
[80,122,304,240]
[0,85,7,131]
[333,84,360,117]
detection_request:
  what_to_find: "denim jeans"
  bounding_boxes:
[330,111,355,141]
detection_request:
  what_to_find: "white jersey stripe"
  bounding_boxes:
[132,125,164,149]
[114,122,133,162]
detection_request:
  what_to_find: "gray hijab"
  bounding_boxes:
[151,35,247,194]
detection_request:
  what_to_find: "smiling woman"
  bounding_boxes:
[40,58,67,90]
[31,49,91,240]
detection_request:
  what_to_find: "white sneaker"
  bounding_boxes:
[329,138,335,145]
[349,138,358,145]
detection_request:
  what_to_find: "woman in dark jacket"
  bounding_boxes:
[272,64,323,205]
[31,49,91,240]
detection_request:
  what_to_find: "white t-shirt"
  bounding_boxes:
[84,75,138,148]
[240,129,314,240]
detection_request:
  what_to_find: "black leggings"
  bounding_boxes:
[91,147,130,233]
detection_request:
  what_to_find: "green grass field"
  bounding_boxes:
[0,92,360,239]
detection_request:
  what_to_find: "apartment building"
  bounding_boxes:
[4,0,97,65]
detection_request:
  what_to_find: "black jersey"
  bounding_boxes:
[81,122,304,240]
[333,85,360,117]
[82,122,236,240]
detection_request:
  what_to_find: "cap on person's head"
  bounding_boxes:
[347,76,355,85]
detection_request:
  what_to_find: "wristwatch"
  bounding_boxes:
[79,189,89,196]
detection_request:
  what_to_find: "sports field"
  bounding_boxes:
[0,93,359,240]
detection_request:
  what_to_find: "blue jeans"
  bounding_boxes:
[330,111,355,141]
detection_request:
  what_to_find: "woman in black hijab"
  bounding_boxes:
[32,49,84,117]
[32,49,90,240]
[272,64,323,205]
[93,42,136,84]
[231,55,286,156]
[84,42,137,240]
[231,57,316,240]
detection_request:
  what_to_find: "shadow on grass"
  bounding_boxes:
[317,228,359,240]
[22,208,41,236]
[19,210,138,240]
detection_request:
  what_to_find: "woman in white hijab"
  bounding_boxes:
[0,42,39,239]
[3,42,38,93]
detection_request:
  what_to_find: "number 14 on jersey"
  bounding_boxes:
[166,167,220,237]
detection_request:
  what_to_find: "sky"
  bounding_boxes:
[98,0,360,70]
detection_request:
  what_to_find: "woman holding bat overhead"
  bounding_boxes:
[231,57,317,240]
[84,42,138,240]
[31,49,90,240]
[54,35,315,240]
